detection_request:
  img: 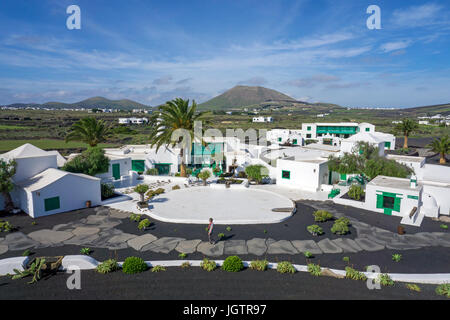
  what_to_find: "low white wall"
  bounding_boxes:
[422,184,450,216]
[276,159,325,192]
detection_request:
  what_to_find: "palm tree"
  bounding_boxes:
[65,117,111,147]
[395,119,419,149]
[149,98,209,177]
[428,135,450,164]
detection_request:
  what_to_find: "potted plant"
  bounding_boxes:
[198,170,211,186]
[397,225,405,235]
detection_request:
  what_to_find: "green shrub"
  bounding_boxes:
[198,170,211,184]
[22,249,32,257]
[180,261,191,268]
[200,258,217,272]
[249,260,268,271]
[378,273,394,286]
[96,259,119,274]
[151,265,166,273]
[336,217,350,225]
[222,256,244,272]
[304,251,313,258]
[0,220,14,232]
[122,256,148,274]
[345,267,367,281]
[307,224,323,236]
[178,253,187,259]
[154,188,165,195]
[435,283,450,298]
[62,147,109,176]
[80,247,91,255]
[244,165,269,183]
[226,226,232,232]
[331,220,349,235]
[392,254,402,262]
[130,213,142,222]
[146,168,159,175]
[313,210,333,222]
[172,185,181,190]
[277,261,296,274]
[138,218,151,231]
[218,233,225,239]
[440,224,448,230]
[342,256,350,263]
[134,184,149,203]
[348,185,365,200]
[101,183,115,199]
[406,283,421,292]
[307,263,321,276]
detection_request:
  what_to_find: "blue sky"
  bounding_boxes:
[0,0,449,107]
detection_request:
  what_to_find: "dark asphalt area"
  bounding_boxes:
[0,266,446,300]
[1,201,449,274]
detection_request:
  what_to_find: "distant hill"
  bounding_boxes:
[401,103,450,116]
[198,85,297,110]
[4,97,151,110]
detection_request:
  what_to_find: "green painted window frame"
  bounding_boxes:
[44,196,60,212]
[278,137,282,142]
[365,128,370,132]
[307,126,311,131]
[281,170,291,179]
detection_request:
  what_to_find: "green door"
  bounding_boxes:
[155,163,171,175]
[293,139,298,145]
[44,197,60,212]
[112,163,121,180]
[385,141,391,149]
[132,160,145,173]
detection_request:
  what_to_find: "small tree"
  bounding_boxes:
[62,147,109,176]
[245,165,269,184]
[427,135,449,164]
[0,159,16,212]
[395,119,419,149]
[134,184,149,203]
[198,169,211,186]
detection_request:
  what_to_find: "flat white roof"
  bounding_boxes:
[386,154,425,163]
[368,175,421,191]
[303,143,340,152]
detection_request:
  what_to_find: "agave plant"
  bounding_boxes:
[12,258,46,284]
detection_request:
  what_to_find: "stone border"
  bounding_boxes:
[2,255,448,284]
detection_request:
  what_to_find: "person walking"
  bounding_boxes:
[207,218,214,244]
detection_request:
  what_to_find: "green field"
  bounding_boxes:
[0,139,118,153]
[0,124,29,130]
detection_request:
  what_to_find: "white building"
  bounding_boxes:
[252,116,273,123]
[0,144,101,218]
[118,117,148,125]
[266,129,303,146]
[340,132,386,157]
[276,158,334,192]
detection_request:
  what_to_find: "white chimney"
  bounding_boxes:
[410,175,417,188]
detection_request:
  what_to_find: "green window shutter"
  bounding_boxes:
[393,197,401,212]
[44,197,60,212]
[385,142,391,149]
[293,139,297,145]
[365,128,370,132]
[307,126,311,131]
[376,194,383,209]
[278,137,282,142]
[282,170,290,179]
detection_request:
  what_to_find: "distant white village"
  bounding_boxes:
[0,120,448,229]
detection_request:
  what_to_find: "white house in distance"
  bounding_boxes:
[118,117,148,125]
[300,122,395,150]
[0,144,101,218]
[266,129,303,146]
[252,116,273,123]
[340,131,386,157]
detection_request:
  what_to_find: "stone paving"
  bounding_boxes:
[0,205,449,258]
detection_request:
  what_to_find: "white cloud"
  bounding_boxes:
[392,3,442,27]
[380,40,412,53]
